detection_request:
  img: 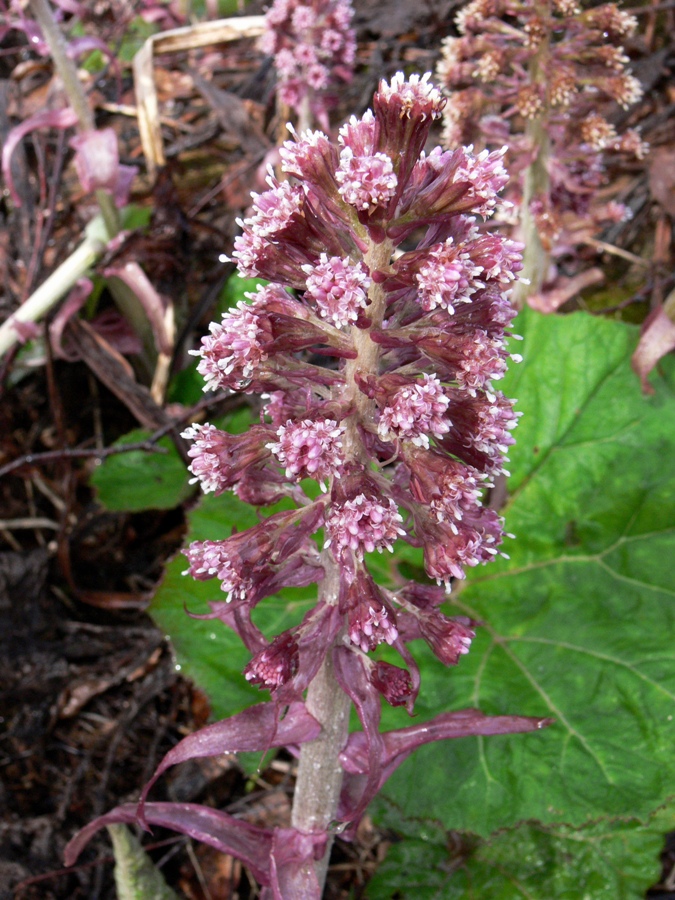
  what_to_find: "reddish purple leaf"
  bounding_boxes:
[11,318,40,343]
[332,645,384,826]
[70,129,120,195]
[70,128,136,205]
[64,802,273,883]
[191,601,268,655]
[341,708,553,789]
[265,827,325,900]
[2,108,79,205]
[139,701,320,813]
[113,165,138,207]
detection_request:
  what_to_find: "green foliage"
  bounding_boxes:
[91,429,193,511]
[378,309,675,837]
[366,808,669,900]
[120,205,153,231]
[217,272,269,316]
[184,0,247,20]
[73,15,160,65]
[166,365,205,406]
[107,824,179,900]
[118,17,162,62]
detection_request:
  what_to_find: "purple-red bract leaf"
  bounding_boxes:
[49,278,94,360]
[340,708,553,790]
[194,601,268,655]
[70,128,120,195]
[103,262,172,354]
[140,701,320,812]
[275,601,343,704]
[64,802,273,883]
[631,297,675,394]
[332,645,384,827]
[2,108,79,205]
[264,827,325,900]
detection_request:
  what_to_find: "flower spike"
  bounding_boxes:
[66,74,543,896]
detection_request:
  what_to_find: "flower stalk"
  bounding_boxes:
[512,104,551,305]
[65,73,553,899]
[30,0,120,239]
[181,73,524,883]
[437,0,648,306]
[290,560,351,891]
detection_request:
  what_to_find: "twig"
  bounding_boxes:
[0,517,60,530]
[0,390,240,480]
[583,237,651,268]
[0,438,168,481]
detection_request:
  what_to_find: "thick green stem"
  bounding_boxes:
[30,0,120,239]
[0,230,105,357]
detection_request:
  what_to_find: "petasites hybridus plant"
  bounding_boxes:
[262,0,356,131]
[65,74,551,898]
[436,0,648,305]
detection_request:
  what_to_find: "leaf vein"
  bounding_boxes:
[509,636,675,702]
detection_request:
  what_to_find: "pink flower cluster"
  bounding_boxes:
[437,0,648,245]
[66,76,549,900]
[262,0,356,128]
[183,72,522,699]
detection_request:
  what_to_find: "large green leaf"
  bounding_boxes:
[91,429,193,511]
[379,308,675,834]
[365,806,669,900]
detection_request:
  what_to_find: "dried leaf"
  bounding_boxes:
[631,290,675,393]
[648,147,675,217]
